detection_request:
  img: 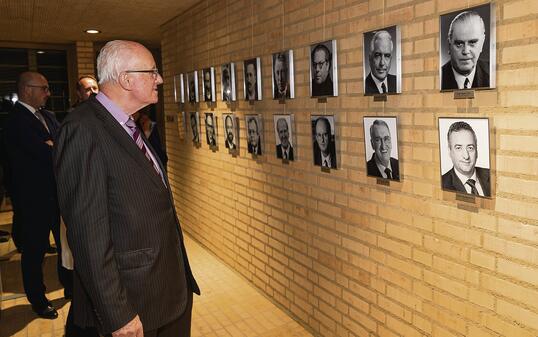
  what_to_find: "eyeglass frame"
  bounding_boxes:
[26,84,51,93]
[123,69,161,79]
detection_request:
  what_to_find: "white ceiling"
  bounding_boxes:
[0,0,200,47]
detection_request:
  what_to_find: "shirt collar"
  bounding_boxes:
[451,66,476,89]
[370,73,388,94]
[374,155,392,178]
[95,92,130,126]
[18,100,38,114]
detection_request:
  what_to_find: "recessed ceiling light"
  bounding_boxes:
[85,29,101,34]
[36,50,45,54]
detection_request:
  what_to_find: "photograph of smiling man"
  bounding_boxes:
[439,3,495,90]
[438,118,491,197]
[363,26,401,95]
[363,117,400,180]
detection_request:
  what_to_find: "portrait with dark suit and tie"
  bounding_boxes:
[310,40,338,97]
[311,115,337,169]
[439,118,491,197]
[439,4,495,91]
[246,115,262,155]
[273,114,294,161]
[223,113,238,152]
[221,63,236,102]
[363,26,401,95]
[190,111,200,144]
[205,112,217,147]
[54,41,200,337]
[363,117,400,181]
[187,70,198,102]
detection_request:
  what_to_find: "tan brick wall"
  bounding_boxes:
[161,1,538,336]
[75,41,95,77]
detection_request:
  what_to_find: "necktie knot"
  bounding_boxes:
[384,167,392,179]
[466,179,479,195]
[381,82,387,94]
[464,78,471,89]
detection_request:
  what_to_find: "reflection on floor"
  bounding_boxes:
[0,228,313,337]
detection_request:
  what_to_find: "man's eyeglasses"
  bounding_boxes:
[26,85,50,93]
[124,69,161,79]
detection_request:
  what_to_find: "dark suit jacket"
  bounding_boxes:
[441,59,490,90]
[276,144,294,160]
[248,140,262,155]
[364,73,397,94]
[366,154,400,180]
[441,167,491,197]
[145,126,168,169]
[54,97,199,334]
[5,103,60,234]
[312,77,334,97]
[313,140,337,168]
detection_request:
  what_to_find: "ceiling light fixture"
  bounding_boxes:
[36,50,45,54]
[85,29,101,34]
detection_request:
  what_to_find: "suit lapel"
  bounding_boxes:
[89,98,166,190]
[15,103,50,137]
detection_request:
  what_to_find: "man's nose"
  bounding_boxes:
[462,149,470,159]
[380,57,386,66]
[462,43,470,54]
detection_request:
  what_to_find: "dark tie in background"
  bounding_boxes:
[36,109,50,133]
[384,167,392,179]
[381,82,387,94]
[466,179,479,195]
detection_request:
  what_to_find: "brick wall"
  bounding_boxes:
[75,41,95,77]
[161,1,538,336]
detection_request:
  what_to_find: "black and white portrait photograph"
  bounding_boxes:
[179,111,187,141]
[189,111,200,144]
[204,112,217,147]
[363,117,400,181]
[439,117,491,197]
[244,57,262,101]
[272,50,294,100]
[173,74,185,103]
[187,71,199,103]
[202,67,216,102]
[221,63,236,102]
[311,115,337,169]
[246,114,263,155]
[222,113,238,151]
[310,40,338,97]
[363,26,401,95]
[439,3,496,90]
[273,114,294,161]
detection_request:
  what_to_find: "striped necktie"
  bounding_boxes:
[125,118,161,177]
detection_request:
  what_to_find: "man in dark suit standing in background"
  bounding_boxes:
[365,30,397,94]
[441,11,489,90]
[442,121,490,196]
[4,71,70,319]
[366,119,399,180]
[54,40,199,337]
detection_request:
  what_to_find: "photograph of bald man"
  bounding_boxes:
[364,117,400,181]
[440,4,494,90]
[274,115,294,161]
[311,115,337,169]
[363,26,400,95]
[439,118,491,197]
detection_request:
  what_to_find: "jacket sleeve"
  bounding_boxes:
[53,119,136,334]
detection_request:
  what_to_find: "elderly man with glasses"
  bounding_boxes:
[4,71,71,319]
[54,40,199,337]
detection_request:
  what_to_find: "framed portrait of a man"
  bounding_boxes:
[179,111,187,141]
[245,114,263,155]
[202,67,216,103]
[363,117,400,181]
[272,50,294,100]
[438,117,491,197]
[189,111,200,144]
[243,58,262,101]
[311,115,337,169]
[439,3,496,91]
[273,114,294,161]
[173,74,185,103]
[310,40,338,97]
[363,26,401,95]
[222,113,238,152]
[187,71,199,103]
[221,63,236,102]
[204,112,217,147]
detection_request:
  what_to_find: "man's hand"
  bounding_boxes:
[112,315,143,337]
[45,140,53,146]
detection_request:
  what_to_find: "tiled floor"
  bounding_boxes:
[0,221,313,337]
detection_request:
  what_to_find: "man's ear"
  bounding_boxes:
[118,72,132,91]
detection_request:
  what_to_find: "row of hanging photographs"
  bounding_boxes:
[174,3,495,103]
[184,112,492,199]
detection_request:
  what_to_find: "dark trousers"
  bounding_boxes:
[145,291,194,337]
[65,302,99,337]
[20,211,71,308]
